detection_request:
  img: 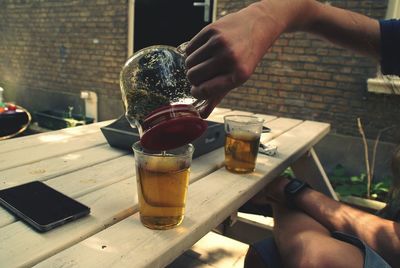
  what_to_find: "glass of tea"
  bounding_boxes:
[132,142,194,230]
[223,115,264,173]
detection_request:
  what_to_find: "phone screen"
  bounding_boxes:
[0,181,90,232]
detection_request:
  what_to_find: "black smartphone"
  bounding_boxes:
[0,181,90,232]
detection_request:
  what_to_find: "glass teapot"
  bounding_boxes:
[120,43,208,150]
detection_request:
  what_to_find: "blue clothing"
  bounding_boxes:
[252,232,392,268]
[332,231,392,268]
[380,19,400,76]
[251,237,283,268]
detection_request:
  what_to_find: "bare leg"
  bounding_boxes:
[245,203,365,268]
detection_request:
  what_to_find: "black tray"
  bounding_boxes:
[35,110,94,130]
[101,116,225,158]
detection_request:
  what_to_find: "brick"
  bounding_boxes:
[325,81,338,88]
[305,102,326,109]
[307,71,332,80]
[311,95,323,102]
[254,80,273,88]
[333,75,359,83]
[284,99,305,107]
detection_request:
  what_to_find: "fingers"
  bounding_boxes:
[186,35,224,69]
[194,89,227,118]
[198,102,214,119]
[186,53,234,87]
[186,26,215,55]
[198,99,218,119]
[192,76,233,118]
[190,73,234,100]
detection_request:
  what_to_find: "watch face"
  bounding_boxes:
[286,179,305,194]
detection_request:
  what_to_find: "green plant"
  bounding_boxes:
[281,167,294,178]
[329,164,391,202]
[357,118,395,199]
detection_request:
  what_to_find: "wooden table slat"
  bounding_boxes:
[0,120,113,154]
[253,113,278,123]
[209,110,255,123]
[207,107,232,116]
[0,131,108,171]
[260,117,302,143]
[0,152,132,228]
[0,145,128,190]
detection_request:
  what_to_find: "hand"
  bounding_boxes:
[247,176,290,206]
[185,0,314,118]
[185,2,279,117]
[263,176,290,204]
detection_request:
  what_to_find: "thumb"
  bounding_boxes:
[190,73,236,100]
[198,93,228,118]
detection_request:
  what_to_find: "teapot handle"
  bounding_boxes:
[177,42,215,118]
[177,41,189,56]
[193,99,216,119]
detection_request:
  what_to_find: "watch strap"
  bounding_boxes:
[284,178,311,209]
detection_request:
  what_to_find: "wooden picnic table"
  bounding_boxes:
[0,108,337,267]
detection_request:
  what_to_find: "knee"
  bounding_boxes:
[279,232,362,268]
[279,232,333,268]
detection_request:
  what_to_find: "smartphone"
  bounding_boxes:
[0,181,90,232]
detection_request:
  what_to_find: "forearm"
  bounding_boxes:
[255,0,380,58]
[301,1,380,59]
[251,0,317,53]
[296,188,400,266]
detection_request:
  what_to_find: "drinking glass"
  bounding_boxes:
[224,115,264,173]
[132,142,194,229]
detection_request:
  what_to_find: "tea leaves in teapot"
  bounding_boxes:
[125,88,169,123]
[121,47,192,122]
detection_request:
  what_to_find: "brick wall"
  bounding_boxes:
[218,0,400,143]
[0,0,127,120]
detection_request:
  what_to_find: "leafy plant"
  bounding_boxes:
[281,164,391,202]
[357,118,395,199]
[329,164,391,202]
[281,167,294,178]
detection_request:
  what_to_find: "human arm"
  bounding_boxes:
[185,0,380,118]
[265,176,400,267]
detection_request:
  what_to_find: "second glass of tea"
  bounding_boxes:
[132,142,194,230]
[223,115,264,173]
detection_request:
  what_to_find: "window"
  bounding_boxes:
[386,0,400,18]
[367,0,400,95]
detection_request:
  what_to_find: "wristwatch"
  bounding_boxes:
[284,178,311,209]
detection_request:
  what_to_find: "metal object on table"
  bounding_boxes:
[262,126,271,133]
[259,143,278,156]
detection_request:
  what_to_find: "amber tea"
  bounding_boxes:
[136,159,190,229]
[132,142,194,230]
[224,115,264,174]
[225,131,260,173]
